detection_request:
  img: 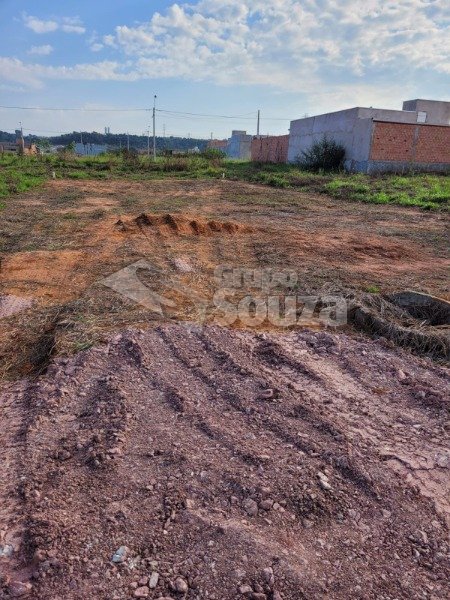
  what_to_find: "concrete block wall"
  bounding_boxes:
[288,108,378,170]
[226,131,252,159]
[251,135,289,163]
[402,100,450,125]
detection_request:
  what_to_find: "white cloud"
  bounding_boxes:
[0,57,136,90]
[61,24,86,34]
[22,13,86,35]
[28,44,53,56]
[23,13,58,34]
[8,0,450,108]
[108,0,450,88]
[103,34,117,48]
[61,17,86,34]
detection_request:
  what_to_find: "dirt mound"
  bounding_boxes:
[350,292,450,360]
[1,325,449,599]
[133,213,249,236]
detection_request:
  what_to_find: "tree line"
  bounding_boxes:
[0,131,208,152]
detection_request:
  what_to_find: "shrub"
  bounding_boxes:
[201,148,226,160]
[121,148,140,167]
[162,157,190,172]
[297,136,346,172]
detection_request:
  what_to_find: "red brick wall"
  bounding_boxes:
[370,121,450,164]
[251,135,289,163]
[206,139,227,151]
[414,125,450,163]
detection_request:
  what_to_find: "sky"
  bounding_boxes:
[0,0,449,139]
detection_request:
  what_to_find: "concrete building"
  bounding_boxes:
[251,135,289,163]
[226,130,252,160]
[402,99,450,125]
[288,100,450,173]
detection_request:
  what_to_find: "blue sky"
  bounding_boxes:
[0,0,449,139]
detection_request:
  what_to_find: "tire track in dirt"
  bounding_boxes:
[1,325,449,599]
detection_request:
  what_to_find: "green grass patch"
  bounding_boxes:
[0,153,448,210]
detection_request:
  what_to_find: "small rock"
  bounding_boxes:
[111,546,129,563]
[317,473,332,491]
[149,572,159,589]
[263,566,274,585]
[0,544,13,558]
[397,369,407,381]
[138,576,149,586]
[9,581,33,598]
[252,594,267,600]
[273,593,283,600]
[436,453,449,468]
[174,577,188,593]
[174,257,194,273]
[319,479,332,491]
[243,498,258,517]
[259,499,273,511]
[260,389,274,399]
[239,584,253,595]
[134,587,149,598]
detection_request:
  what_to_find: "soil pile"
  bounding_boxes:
[130,213,250,237]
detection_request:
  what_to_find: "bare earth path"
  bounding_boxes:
[1,325,449,599]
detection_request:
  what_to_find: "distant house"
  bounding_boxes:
[207,139,227,152]
[288,99,450,173]
[226,130,252,159]
[0,130,38,155]
[251,135,289,163]
[75,142,108,156]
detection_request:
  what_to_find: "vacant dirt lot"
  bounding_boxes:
[0,179,449,599]
[0,178,448,377]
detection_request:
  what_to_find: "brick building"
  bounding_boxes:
[288,99,450,173]
[251,135,289,163]
[0,130,38,156]
[206,139,228,152]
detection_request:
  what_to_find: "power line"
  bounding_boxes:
[0,104,292,121]
[0,105,148,112]
[157,109,258,119]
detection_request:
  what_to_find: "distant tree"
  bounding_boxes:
[37,138,51,153]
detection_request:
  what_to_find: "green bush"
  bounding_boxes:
[297,136,346,172]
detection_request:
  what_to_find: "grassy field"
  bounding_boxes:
[0,153,449,210]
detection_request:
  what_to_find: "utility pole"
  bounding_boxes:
[152,94,157,160]
[163,124,166,138]
[127,132,130,151]
[257,109,260,138]
[80,131,83,144]
[147,127,150,157]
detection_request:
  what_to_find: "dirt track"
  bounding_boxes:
[1,324,449,599]
[1,179,449,599]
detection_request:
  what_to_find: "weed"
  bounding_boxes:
[366,285,381,294]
